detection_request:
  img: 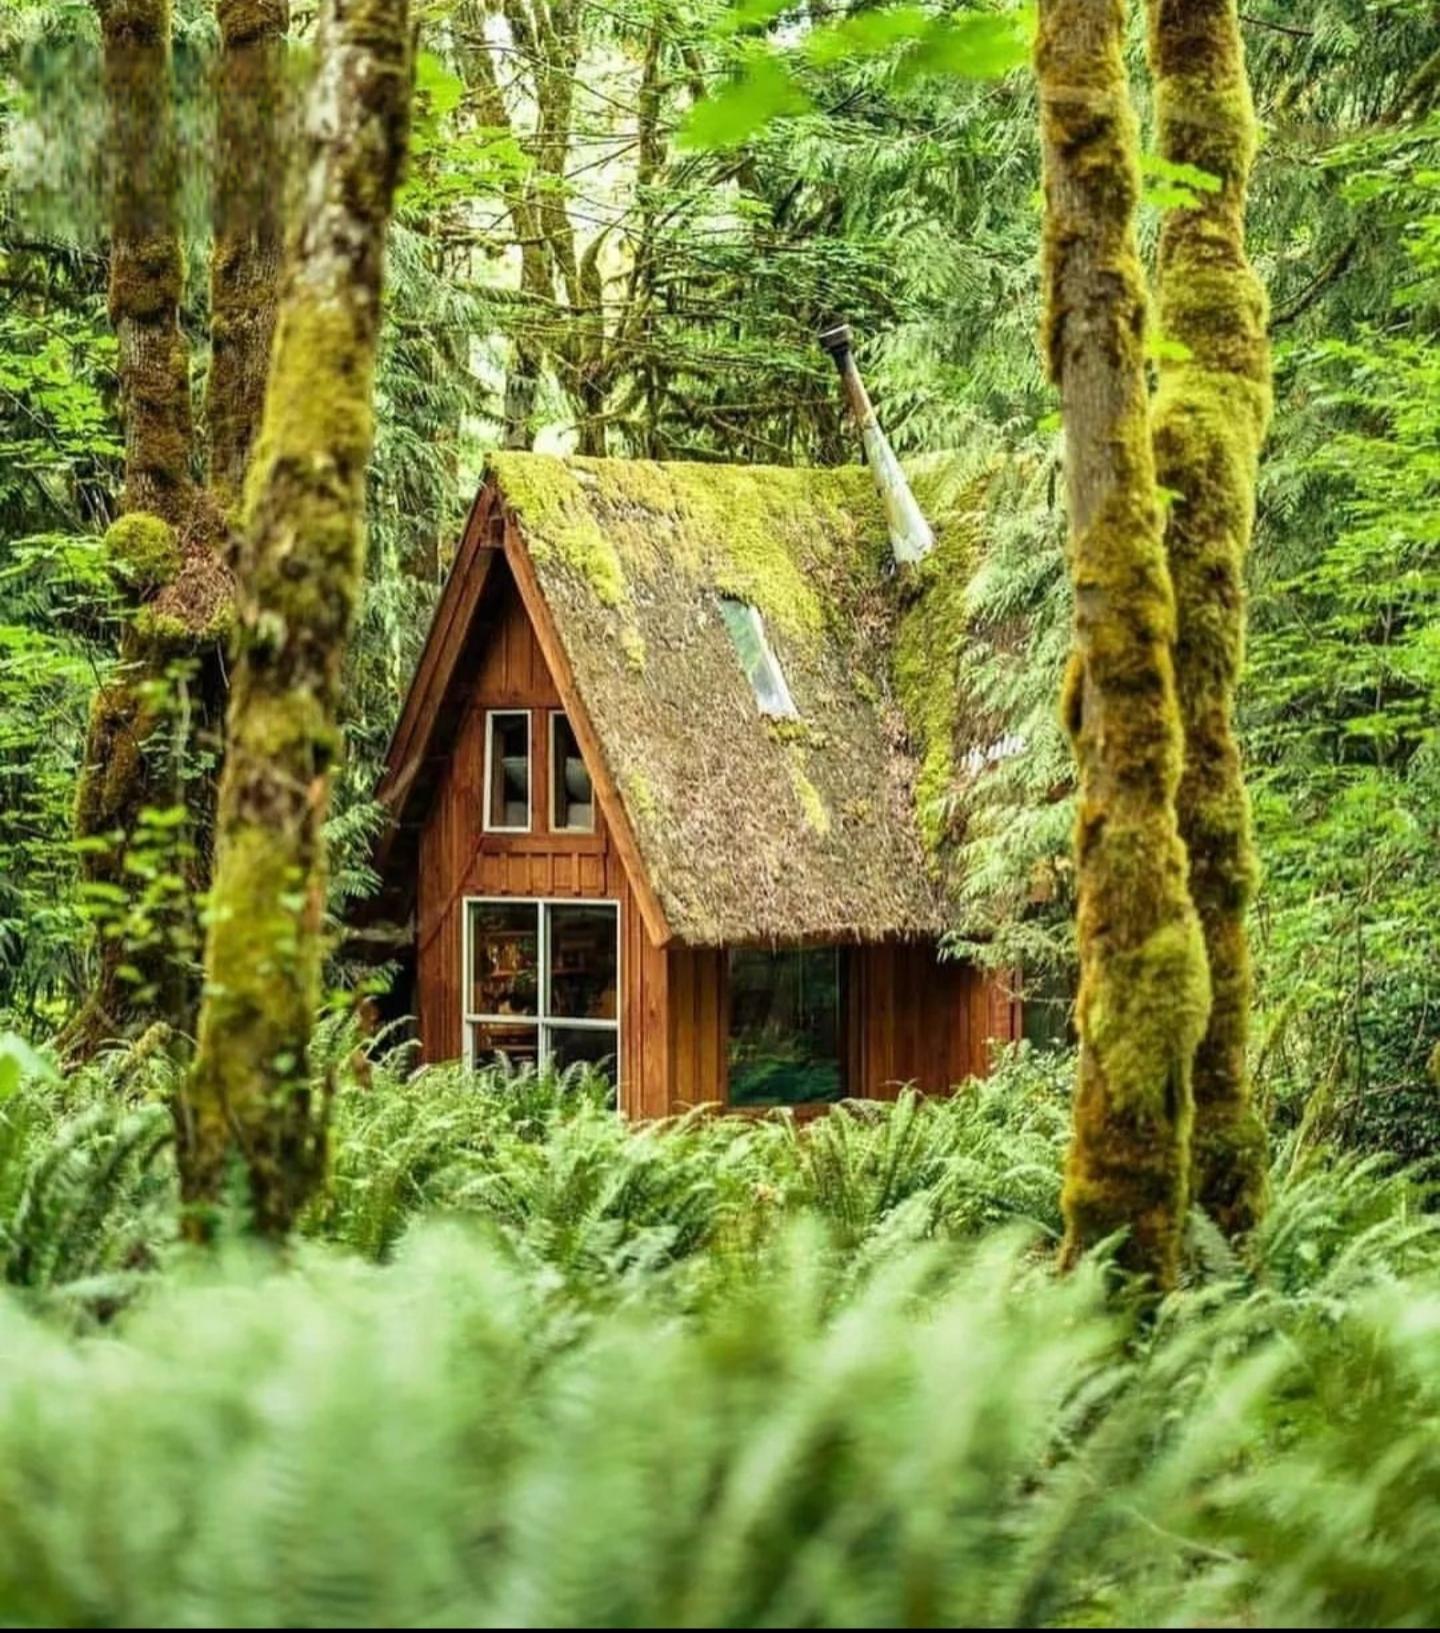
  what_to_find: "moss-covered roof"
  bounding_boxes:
[487,451,986,946]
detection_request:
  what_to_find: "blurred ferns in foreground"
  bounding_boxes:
[1,1036,1439,1626]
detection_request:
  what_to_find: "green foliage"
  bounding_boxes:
[1244,110,1440,1163]
[678,3,1034,152]
[0,1036,1439,1625]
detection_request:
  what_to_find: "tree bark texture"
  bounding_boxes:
[67,1,282,1058]
[183,0,413,1238]
[100,0,193,528]
[206,0,291,508]
[1148,0,1272,1239]
[1038,0,1211,1290]
[66,1,207,1057]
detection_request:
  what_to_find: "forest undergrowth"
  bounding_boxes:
[2,1030,1438,1627]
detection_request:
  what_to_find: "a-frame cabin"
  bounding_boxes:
[369,452,1021,1118]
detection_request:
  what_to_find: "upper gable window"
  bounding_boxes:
[551,712,595,832]
[485,710,531,831]
[718,597,798,720]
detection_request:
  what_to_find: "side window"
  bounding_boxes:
[550,712,595,833]
[728,946,844,1106]
[485,710,531,832]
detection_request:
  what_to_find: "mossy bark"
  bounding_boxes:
[99,0,193,528]
[1147,0,1273,1239]
[183,0,412,1238]
[65,3,199,1058]
[1038,0,1211,1290]
[206,1,290,508]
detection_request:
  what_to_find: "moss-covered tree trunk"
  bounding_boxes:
[182,0,412,1238]
[1147,0,1273,1240]
[1038,0,1211,1289]
[66,2,290,1061]
[101,1,193,529]
[66,1,202,1056]
[206,0,290,508]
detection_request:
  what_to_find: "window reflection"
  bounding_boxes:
[728,947,842,1106]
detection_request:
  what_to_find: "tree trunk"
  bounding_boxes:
[1037,0,1211,1290]
[101,0,193,528]
[1148,0,1272,1239]
[182,0,412,1239]
[455,6,547,449]
[65,1,206,1058]
[206,0,290,508]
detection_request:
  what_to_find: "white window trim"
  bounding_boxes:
[482,709,532,834]
[548,711,596,834]
[462,896,621,1076]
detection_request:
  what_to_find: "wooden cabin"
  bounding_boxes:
[368,452,1020,1117]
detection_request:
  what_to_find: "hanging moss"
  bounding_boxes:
[1039,0,1211,1291]
[1148,0,1273,1240]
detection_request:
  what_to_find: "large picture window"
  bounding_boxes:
[728,946,843,1106]
[465,899,619,1088]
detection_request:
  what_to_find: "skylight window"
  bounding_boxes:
[718,597,798,719]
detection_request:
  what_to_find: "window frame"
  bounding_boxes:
[548,710,596,835]
[718,596,799,720]
[462,895,621,1077]
[725,943,849,1109]
[482,709,533,834]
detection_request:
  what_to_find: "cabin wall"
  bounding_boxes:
[850,943,1018,1098]
[662,942,1019,1111]
[415,569,667,1115]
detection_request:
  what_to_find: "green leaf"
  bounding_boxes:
[0,1031,56,1103]
[717,0,794,35]
[1144,181,1202,212]
[1147,333,1194,363]
[1140,152,1222,194]
[896,8,1035,84]
[415,50,464,120]
[676,56,812,152]
[806,6,931,67]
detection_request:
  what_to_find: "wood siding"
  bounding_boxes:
[663,943,1017,1111]
[413,553,1020,1113]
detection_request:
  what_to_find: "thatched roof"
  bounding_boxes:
[480,451,984,946]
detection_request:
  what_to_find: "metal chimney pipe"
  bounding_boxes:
[819,323,934,566]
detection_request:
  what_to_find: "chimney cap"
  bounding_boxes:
[818,322,853,359]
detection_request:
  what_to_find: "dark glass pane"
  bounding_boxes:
[468,901,539,1017]
[551,714,594,831]
[470,1020,540,1071]
[546,1025,618,1097]
[547,903,618,1020]
[488,713,530,828]
[728,946,842,1106]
